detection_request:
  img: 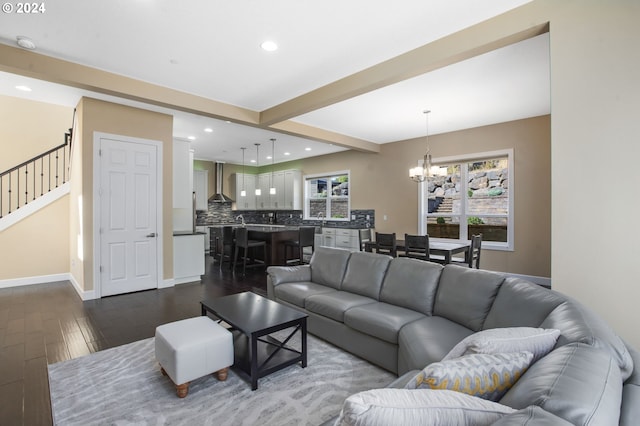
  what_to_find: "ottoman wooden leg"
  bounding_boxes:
[215,367,229,381]
[176,382,190,398]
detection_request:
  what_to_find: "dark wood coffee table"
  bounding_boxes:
[200,291,308,390]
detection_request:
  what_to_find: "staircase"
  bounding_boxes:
[0,129,72,224]
[433,198,454,214]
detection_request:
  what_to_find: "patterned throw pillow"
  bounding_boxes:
[443,327,561,362]
[405,352,534,401]
[335,389,516,426]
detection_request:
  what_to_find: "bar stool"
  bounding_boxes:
[233,227,267,276]
[218,226,235,270]
[283,226,316,264]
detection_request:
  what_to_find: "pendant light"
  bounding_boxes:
[254,143,261,196]
[269,138,276,195]
[240,147,246,197]
[409,110,432,183]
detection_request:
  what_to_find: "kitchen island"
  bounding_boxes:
[209,225,302,267]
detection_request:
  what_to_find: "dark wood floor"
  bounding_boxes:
[0,256,268,426]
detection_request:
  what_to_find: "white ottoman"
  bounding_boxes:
[155,316,233,398]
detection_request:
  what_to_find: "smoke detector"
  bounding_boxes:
[16,36,36,50]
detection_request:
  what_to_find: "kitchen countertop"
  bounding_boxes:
[173,231,206,236]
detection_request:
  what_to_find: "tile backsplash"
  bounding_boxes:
[196,201,374,229]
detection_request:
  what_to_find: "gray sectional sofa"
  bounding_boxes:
[266,246,640,425]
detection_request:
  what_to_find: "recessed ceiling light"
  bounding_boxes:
[260,40,278,52]
[305,147,311,151]
[15,85,32,92]
[16,36,36,50]
[187,136,196,140]
[204,128,213,133]
[284,152,291,156]
[266,155,272,160]
[250,159,256,163]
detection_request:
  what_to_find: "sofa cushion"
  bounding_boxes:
[442,327,560,363]
[340,251,391,299]
[491,406,575,425]
[266,265,311,286]
[500,343,623,426]
[398,316,474,375]
[541,299,634,381]
[309,246,352,289]
[433,265,505,331]
[335,389,516,426]
[343,302,425,344]
[305,291,376,323]
[273,282,337,308]
[379,257,443,315]
[483,277,566,330]
[405,352,534,401]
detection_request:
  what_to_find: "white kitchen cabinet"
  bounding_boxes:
[173,234,205,284]
[194,169,208,211]
[173,140,192,208]
[316,227,361,250]
[195,226,210,254]
[235,173,256,210]
[257,174,271,209]
[272,171,286,209]
[233,169,301,210]
[283,170,301,210]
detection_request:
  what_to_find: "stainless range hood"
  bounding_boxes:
[209,161,234,202]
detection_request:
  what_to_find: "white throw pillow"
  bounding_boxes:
[334,389,516,426]
[443,327,561,362]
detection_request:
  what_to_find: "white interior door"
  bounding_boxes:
[99,137,158,296]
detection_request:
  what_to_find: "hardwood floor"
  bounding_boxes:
[0,256,268,426]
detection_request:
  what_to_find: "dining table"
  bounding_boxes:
[364,239,470,264]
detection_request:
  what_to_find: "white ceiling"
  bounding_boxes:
[0,0,549,165]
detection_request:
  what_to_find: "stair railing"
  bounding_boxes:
[0,130,71,219]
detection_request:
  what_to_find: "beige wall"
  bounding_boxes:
[219,116,550,278]
[71,97,173,292]
[548,1,640,349]
[0,95,73,280]
[0,195,69,280]
[0,94,73,171]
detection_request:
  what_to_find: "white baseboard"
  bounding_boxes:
[0,272,71,289]
[174,276,202,285]
[0,272,100,300]
[159,279,175,289]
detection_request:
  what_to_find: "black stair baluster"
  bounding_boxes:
[24,165,28,205]
[40,156,44,196]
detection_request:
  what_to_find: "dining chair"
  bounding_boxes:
[233,227,267,276]
[401,234,430,261]
[452,233,482,268]
[283,226,316,264]
[374,232,397,257]
[218,226,235,270]
[358,228,372,251]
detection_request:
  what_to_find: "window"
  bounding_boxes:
[304,171,350,221]
[419,150,513,250]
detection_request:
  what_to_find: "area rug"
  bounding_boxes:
[48,333,395,426]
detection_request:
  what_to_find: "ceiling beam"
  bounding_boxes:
[0,43,260,125]
[269,121,380,153]
[259,3,550,126]
[0,43,381,153]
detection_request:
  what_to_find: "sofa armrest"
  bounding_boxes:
[266,265,311,300]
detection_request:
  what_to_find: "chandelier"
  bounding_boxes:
[409,110,433,183]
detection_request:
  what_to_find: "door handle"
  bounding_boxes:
[146,233,157,238]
